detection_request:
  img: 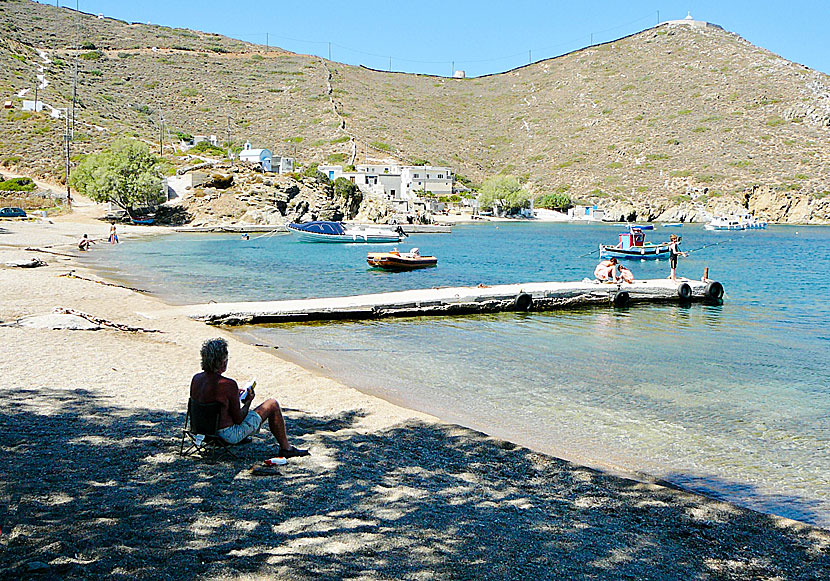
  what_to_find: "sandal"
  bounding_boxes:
[278,446,310,458]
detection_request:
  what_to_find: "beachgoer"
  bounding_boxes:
[241,233,250,240]
[668,234,687,281]
[78,234,95,251]
[618,264,634,284]
[594,257,619,282]
[108,224,119,244]
[190,338,309,458]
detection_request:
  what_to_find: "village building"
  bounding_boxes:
[567,205,605,222]
[239,141,272,172]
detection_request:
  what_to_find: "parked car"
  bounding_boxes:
[0,207,27,218]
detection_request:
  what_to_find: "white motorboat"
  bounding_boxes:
[287,220,406,243]
[705,213,767,231]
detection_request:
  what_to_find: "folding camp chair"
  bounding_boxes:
[180,398,236,462]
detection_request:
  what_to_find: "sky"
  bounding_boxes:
[49,0,829,77]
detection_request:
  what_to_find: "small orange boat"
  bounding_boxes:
[367,248,437,271]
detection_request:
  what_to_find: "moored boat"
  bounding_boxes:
[599,225,671,259]
[704,213,767,231]
[367,248,437,270]
[287,220,405,243]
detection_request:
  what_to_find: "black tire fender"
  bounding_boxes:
[677,282,692,300]
[705,281,724,301]
[613,290,630,307]
[514,292,532,311]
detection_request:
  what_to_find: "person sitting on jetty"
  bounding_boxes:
[618,264,634,284]
[78,234,95,251]
[190,338,309,458]
[594,257,619,282]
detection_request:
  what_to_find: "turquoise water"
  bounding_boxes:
[88,223,830,527]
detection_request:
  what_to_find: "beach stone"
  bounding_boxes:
[16,314,101,330]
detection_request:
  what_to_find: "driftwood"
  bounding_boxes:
[5,257,47,268]
[58,271,147,293]
[25,246,76,258]
[51,307,161,333]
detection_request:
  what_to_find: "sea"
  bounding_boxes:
[86,222,830,528]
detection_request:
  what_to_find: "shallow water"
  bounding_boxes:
[88,222,830,527]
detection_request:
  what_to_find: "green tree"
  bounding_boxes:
[535,192,573,211]
[477,175,530,214]
[70,139,164,218]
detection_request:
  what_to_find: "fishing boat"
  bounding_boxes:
[367,248,437,270]
[704,213,767,231]
[599,225,671,259]
[287,220,405,243]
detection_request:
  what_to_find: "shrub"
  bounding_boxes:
[370,141,391,152]
[0,177,36,191]
[536,192,572,211]
[766,116,785,127]
[327,153,347,163]
[80,50,103,60]
[190,141,226,156]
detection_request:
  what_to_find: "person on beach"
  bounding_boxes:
[190,338,309,458]
[108,224,119,244]
[78,234,94,251]
[668,234,687,281]
[594,257,619,282]
[618,264,634,284]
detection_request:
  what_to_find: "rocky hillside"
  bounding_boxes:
[1,0,828,223]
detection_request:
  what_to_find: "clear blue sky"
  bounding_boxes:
[51,0,829,77]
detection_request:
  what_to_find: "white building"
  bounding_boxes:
[400,165,453,198]
[272,156,294,174]
[239,141,272,172]
[568,205,605,222]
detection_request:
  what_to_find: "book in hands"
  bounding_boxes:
[239,378,256,404]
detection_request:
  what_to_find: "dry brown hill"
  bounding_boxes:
[1,0,828,222]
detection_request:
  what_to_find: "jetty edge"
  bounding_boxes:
[185,278,724,325]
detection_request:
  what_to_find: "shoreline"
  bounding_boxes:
[1,203,829,578]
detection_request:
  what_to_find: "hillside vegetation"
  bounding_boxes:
[1,0,828,222]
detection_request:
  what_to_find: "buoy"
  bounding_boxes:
[613,290,630,307]
[704,281,724,301]
[677,282,692,300]
[514,292,532,311]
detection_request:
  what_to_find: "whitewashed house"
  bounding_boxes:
[272,156,294,174]
[400,166,453,198]
[239,141,272,172]
[568,205,605,222]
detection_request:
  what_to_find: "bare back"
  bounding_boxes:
[190,371,242,429]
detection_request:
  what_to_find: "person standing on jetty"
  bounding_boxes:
[668,234,687,281]
[190,338,309,458]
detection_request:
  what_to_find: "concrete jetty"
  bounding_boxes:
[185,278,724,325]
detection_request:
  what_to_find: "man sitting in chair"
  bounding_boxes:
[190,338,309,458]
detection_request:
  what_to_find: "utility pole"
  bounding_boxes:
[266,33,269,52]
[388,56,391,72]
[657,10,660,25]
[159,111,164,155]
[62,109,72,208]
[226,116,232,163]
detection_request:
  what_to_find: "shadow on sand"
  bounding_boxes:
[1,388,828,579]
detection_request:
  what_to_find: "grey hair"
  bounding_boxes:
[200,338,229,373]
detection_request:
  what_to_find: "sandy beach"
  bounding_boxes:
[1,200,828,579]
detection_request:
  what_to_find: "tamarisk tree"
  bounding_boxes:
[70,139,164,218]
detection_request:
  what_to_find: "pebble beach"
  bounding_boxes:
[1,200,828,579]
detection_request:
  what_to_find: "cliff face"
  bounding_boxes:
[1,0,828,223]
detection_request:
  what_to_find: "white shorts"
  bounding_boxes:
[217,410,264,444]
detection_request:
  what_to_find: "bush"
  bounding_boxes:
[190,141,226,156]
[535,192,572,211]
[0,177,36,192]
[327,153,347,163]
[80,50,103,60]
